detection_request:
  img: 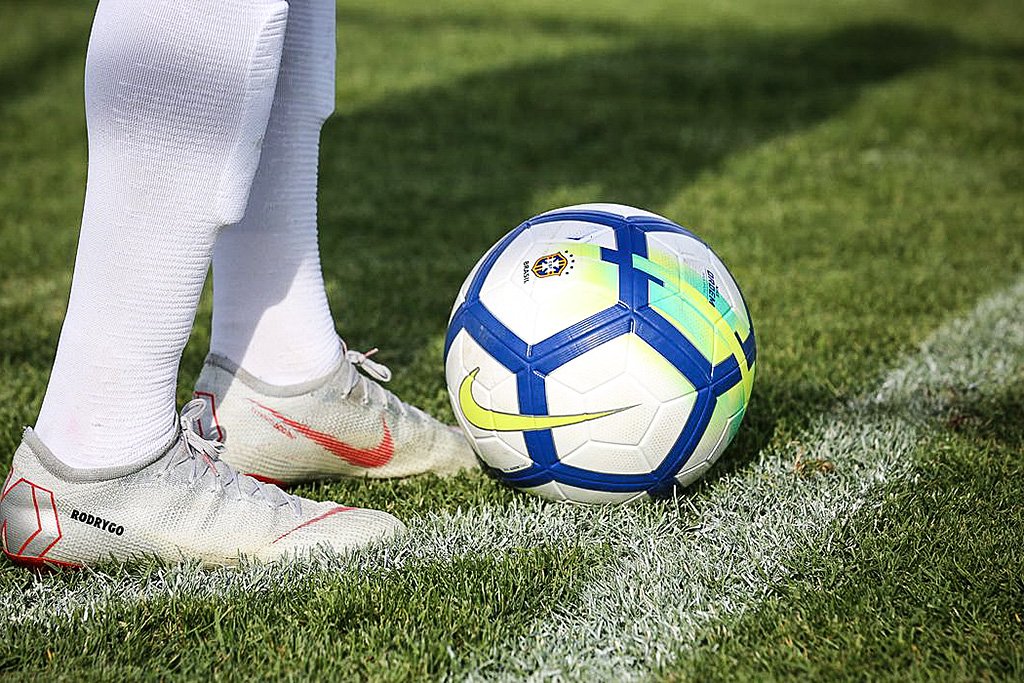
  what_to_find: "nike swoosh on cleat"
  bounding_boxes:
[249,401,395,468]
[271,505,354,545]
[457,368,633,432]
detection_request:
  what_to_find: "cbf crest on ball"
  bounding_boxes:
[444,204,755,503]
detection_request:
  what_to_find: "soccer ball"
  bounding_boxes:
[444,203,756,503]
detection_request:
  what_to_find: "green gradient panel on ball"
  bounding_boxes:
[644,241,752,337]
[639,257,730,365]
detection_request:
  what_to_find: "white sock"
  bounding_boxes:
[35,0,289,469]
[209,0,343,386]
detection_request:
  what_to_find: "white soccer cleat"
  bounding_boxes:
[191,346,478,486]
[0,401,404,569]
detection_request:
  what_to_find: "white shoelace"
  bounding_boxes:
[343,344,416,417]
[345,346,392,383]
[164,399,302,515]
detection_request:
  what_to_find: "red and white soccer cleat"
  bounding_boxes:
[192,345,478,486]
[0,401,403,569]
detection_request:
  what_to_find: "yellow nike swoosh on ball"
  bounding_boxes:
[458,368,633,432]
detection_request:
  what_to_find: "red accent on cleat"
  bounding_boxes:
[248,472,289,487]
[1,478,63,562]
[2,547,82,571]
[271,506,354,545]
[193,390,225,441]
[248,401,395,468]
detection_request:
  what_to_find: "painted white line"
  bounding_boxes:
[3,278,1022,683]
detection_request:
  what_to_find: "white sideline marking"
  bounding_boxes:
[3,278,1023,682]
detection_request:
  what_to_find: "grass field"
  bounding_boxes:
[1,0,1023,679]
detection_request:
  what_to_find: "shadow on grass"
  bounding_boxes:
[314,21,961,485]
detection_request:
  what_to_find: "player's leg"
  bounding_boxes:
[195,0,476,485]
[207,0,341,386]
[35,0,287,470]
[1,0,401,568]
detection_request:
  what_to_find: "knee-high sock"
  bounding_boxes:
[209,0,343,386]
[35,0,289,468]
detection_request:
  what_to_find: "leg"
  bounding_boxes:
[36,0,289,468]
[195,0,477,483]
[209,0,342,385]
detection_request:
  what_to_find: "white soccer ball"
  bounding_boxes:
[444,203,756,503]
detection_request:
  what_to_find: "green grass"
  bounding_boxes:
[0,544,607,680]
[669,386,1024,681]
[1,0,1023,679]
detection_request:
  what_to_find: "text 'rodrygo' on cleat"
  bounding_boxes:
[0,400,404,569]
[192,345,478,486]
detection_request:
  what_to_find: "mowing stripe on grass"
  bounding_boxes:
[2,278,1022,681]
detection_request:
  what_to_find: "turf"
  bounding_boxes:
[670,387,1024,682]
[1,0,1023,680]
[0,544,608,680]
